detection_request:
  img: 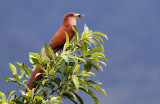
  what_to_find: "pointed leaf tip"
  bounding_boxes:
[92,32,108,40]
[9,63,17,75]
[72,75,79,92]
[63,32,69,53]
[45,42,54,59]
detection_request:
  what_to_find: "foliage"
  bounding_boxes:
[1,25,108,104]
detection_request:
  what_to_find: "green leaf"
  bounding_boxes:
[31,88,35,99]
[93,57,99,64]
[62,55,69,63]
[41,47,45,59]
[20,69,25,79]
[45,42,54,59]
[86,30,93,38]
[97,56,108,62]
[91,62,103,72]
[81,32,86,40]
[70,38,77,43]
[92,31,108,40]
[73,25,78,33]
[31,58,40,65]
[19,89,26,95]
[78,71,96,77]
[93,37,100,42]
[73,64,80,73]
[16,62,31,77]
[7,91,16,101]
[96,42,104,53]
[42,79,49,85]
[49,69,55,75]
[84,24,89,33]
[78,78,88,92]
[72,92,84,104]
[60,61,66,79]
[8,100,13,104]
[94,36,104,43]
[2,78,16,82]
[78,57,86,63]
[90,63,98,71]
[90,85,107,96]
[9,63,17,75]
[87,80,102,85]
[0,100,5,103]
[63,32,69,53]
[91,52,104,59]
[65,50,73,55]
[23,80,28,84]
[29,53,36,65]
[65,63,72,77]
[13,75,20,82]
[71,92,77,101]
[55,58,63,66]
[81,43,88,57]
[84,61,91,72]
[62,93,77,104]
[73,25,79,41]
[67,54,78,59]
[23,84,31,93]
[72,75,79,92]
[35,73,44,78]
[50,96,62,103]
[30,58,45,72]
[29,52,41,61]
[88,89,99,104]
[0,92,6,102]
[87,47,104,54]
[34,95,43,101]
[53,77,61,86]
[79,87,99,104]
[87,38,97,46]
[99,61,106,67]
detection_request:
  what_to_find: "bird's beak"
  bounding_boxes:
[75,13,84,18]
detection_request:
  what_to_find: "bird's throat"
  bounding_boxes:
[69,18,76,26]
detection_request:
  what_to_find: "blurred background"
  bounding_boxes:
[0,0,160,104]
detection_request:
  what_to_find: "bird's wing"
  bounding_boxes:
[49,26,74,50]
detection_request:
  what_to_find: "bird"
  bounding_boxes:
[26,12,83,92]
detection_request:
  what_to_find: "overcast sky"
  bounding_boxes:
[0,0,160,104]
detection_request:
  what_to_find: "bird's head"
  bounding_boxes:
[62,12,83,26]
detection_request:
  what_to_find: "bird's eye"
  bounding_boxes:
[70,14,74,17]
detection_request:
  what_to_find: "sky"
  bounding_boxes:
[0,0,160,104]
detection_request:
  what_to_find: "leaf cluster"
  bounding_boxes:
[1,25,108,104]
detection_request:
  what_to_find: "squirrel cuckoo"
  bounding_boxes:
[27,12,83,91]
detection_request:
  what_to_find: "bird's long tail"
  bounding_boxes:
[26,66,43,92]
[24,49,59,104]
